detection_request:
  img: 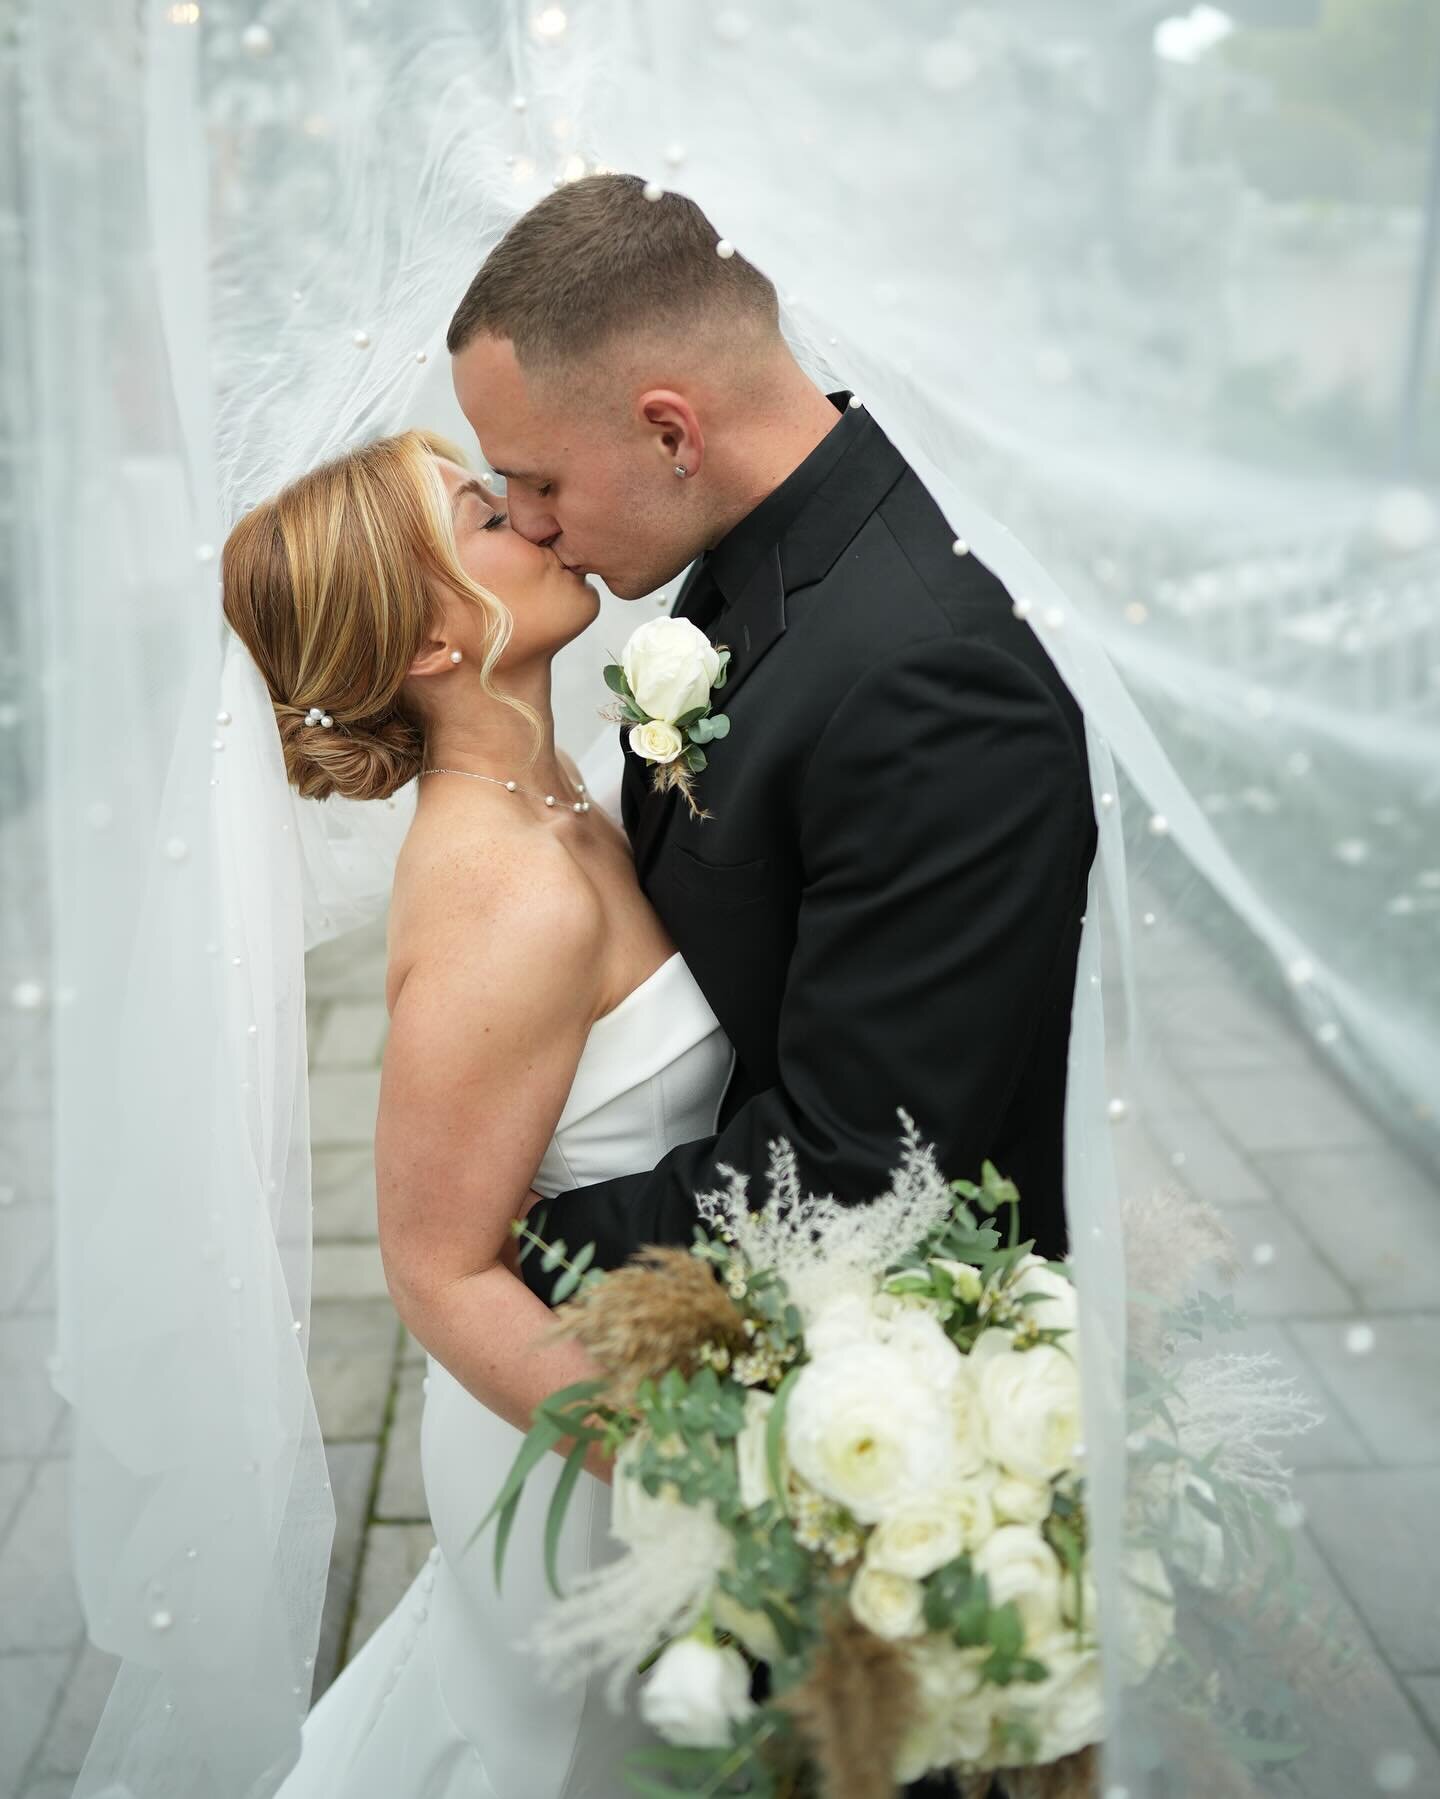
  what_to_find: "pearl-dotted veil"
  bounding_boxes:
[6,2,1435,1795]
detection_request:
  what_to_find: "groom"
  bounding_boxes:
[450,172,1092,1799]
[448,174,1094,1285]
[450,169,1094,1799]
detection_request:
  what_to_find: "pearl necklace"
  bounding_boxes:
[420,765,592,814]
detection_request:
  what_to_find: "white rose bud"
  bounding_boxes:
[849,1564,926,1640]
[931,1257,984,1304]
[629,719,685,765]
[639,1636,756,1748]
[866,1495,966,1580]
[785,1342,956,1522]
[1010,1254,1079,1339]
[991,1473,1054,1528]
[978,1342,1083,1484]
[622,616,721,723]
[973,1525,1066,1644]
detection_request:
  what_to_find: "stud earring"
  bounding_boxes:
[674,465,688,478]
[449,650,462,664]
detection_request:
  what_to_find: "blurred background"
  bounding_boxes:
[1,2,1438,1795]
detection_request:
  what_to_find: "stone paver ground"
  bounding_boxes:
[3,901,1439,1795]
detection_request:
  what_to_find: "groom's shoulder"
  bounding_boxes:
[793,465,1073,710]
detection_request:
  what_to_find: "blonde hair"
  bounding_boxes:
[222,429,535,801]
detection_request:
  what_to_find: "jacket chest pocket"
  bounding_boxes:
[667,845,772,909]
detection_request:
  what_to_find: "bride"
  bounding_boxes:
[222,426,731,1797]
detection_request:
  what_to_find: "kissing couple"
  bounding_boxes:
[223,172,1095,1799]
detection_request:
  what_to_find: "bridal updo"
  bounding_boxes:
[222,429,514,802]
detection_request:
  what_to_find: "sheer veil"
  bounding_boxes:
[6,1,1436,1795]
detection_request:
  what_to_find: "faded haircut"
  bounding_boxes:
[446,173,780,370]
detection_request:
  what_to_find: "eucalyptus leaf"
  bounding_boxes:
[707,713,730,739]
[543,1439,590,1598]
[766,1364,801,1502]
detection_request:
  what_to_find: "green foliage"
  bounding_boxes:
[1215,0,1440,203]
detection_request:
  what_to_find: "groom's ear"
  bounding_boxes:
[638,389,704,480]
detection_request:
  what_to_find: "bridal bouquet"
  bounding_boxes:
[481,1126,1323,1798]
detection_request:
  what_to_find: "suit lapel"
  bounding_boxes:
[627,412,906,883]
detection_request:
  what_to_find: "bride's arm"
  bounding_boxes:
[375,846,612,1476]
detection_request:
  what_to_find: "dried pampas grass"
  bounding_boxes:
[546,1245,749,1402]
[776,1608,920,1799]
[1121,1180,1236,1360]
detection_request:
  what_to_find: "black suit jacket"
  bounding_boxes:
[523,395,1095,1298]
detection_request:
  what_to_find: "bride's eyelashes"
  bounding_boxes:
[481,509,509,532]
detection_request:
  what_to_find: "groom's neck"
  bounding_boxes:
[701,362,843,550]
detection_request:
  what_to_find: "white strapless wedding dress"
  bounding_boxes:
[278,952,733,1799]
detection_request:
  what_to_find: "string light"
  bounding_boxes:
[534,6,567,38]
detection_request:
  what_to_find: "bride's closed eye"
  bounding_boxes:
[481,509,508,533]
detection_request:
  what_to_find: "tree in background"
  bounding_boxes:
[1216,0,1439,205]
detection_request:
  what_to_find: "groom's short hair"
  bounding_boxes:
[446,173,779,371]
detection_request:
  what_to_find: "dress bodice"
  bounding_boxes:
[534,952,734,1199]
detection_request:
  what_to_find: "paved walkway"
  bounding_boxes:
[2,904,1439,1795]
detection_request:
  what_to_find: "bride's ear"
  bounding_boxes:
[407,635,461,681]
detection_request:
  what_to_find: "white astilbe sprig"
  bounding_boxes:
[524,1507,732,1712]
[1168,1352,1324,1506]
[695,1113,957,1327]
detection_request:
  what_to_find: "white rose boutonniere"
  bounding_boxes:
[605,616,730,817]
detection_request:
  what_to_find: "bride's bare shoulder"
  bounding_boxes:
[386,801,601,1002]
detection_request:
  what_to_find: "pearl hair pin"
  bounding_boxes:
[304,706,335,729]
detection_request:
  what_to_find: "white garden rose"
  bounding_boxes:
[610,1434,683,1547]
[973,1525,1066,1643]
[785,1342,956,1522]
[946,1358,989,1475]
[849,1564,926,1640]
[894,1637,994,1781]
[803,1290,882,1359]
[734,1389,781,1513]
[1010,1254,1079,1339]
[1119,1547,1175,1682]
[639,1636,756,1748]
[878,1306,965,1395]
[866,1495,967,1580]
[991,1473,1055,1528]
[622,616,721,723]
[1001,1639,1104,1764]
[978,1342,1083,1484]
[628,719,685,765]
